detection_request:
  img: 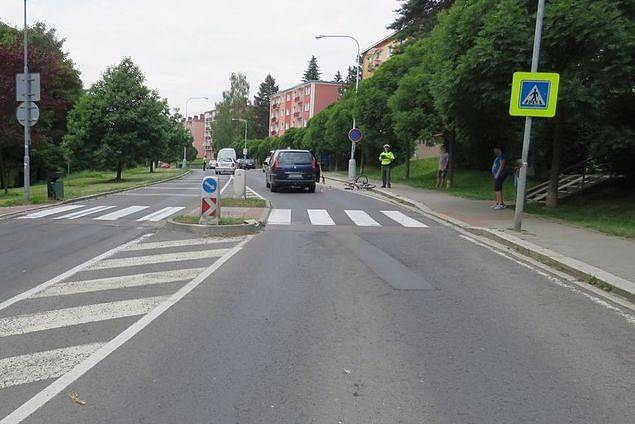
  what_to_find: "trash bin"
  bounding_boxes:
[50,181,64,200]
[46,171,64,200]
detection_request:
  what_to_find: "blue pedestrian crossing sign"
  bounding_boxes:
[509,72,560,118]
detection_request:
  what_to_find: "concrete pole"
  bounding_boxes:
[513,0,545,232]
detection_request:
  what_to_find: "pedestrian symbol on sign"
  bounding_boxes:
[519,80,550,110]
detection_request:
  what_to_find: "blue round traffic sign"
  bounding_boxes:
[348,127,363,143]
[202,178,217,194]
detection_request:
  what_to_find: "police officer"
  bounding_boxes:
[379,144,395,188]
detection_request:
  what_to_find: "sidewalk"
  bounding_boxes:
[326,173,634,296]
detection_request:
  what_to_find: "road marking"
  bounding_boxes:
[125,237,246,251]
[0,237,250,424]
[0,234,153,313]
[94,205,149,221]
[54,205,115,220]
[112,193,198,197]
[0,296,166,337]
[267,209,291,225]
[220,175,234,195]
[247,187,266,200]
[307,209,335,226]
[458,235,635,325]
[137,187,199,190]
[0,343,104,389]
[32,268,205,298]
[345,210,381,227]
[87,248,231,270]
[381,210,429,228]
[17,205,84,219]
[136,206,185,222]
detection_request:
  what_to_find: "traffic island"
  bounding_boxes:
[167,199,271,236]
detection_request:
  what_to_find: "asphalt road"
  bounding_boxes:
[0,169,632,423]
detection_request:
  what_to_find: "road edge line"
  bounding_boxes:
[0,234,153,313]
[0,236,251,424]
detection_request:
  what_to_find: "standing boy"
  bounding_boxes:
[492,146,508,210]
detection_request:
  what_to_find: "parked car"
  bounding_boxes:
[215,158,236,175]
[243,158,256,170]
[208,159,217,169]
[235,158,245,169]
[265,149,320,193]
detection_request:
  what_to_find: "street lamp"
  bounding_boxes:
[232,118,248,158]
[183,96,209,168]
[316,34,361,180]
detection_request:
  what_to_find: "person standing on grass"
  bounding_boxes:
[379,144,395,188]
[492,146,508,210]
[436,145,450,188]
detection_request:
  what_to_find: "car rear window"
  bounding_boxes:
[278,152,312,165]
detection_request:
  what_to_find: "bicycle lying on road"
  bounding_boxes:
[344,175,376,190]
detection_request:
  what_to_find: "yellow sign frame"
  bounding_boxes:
[509,72,560,118]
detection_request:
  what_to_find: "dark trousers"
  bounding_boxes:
[381,165,391,187]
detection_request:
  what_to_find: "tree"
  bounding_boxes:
[212,72,251,149]
[62,58,168,181]
[333,71,343,83]
[252,74,278,139]
[388,0,454,41]
[302,55,321,82]
[0,21,82,192]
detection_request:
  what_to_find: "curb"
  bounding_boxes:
[166,201,272,237]
[0,169,192,221]
[325,175,634,300]
[166,218,263,236]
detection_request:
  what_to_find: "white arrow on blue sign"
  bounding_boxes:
[202,178,217,194]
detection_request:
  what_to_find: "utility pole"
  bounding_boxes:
[23,0,30,201]
[513,0,546,231]
[316,34,360,181]
[232,118,248,158]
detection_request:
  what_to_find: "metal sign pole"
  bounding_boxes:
[23,0,30,201]
[513,0,545,231]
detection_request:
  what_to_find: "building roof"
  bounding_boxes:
[361,31,400,55]
[272,80,343,96]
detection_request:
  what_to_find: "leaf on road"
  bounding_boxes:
[68,391,86,406]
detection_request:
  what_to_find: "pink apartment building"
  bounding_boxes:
[185,110,215,159]
[269,81,341,137]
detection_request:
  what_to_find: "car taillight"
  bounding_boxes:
[273,159,279,171]
[311,157,317,170]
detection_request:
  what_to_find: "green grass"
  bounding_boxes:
[525,182,635,238]
[173,215,248,225]
[352,158,634,239]
[0,167,187,207]
[221,198,266,208]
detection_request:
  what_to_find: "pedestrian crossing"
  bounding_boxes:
[266,208,429,228]
[18,204,185,223]
[0,234,247,394]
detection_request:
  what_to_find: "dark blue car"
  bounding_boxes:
[265,149,321,193]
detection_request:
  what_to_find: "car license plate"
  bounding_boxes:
[287,173,303,179]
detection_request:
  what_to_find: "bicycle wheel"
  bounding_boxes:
[355,175,369,185]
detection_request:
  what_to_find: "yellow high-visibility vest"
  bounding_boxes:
[379,151,395,166]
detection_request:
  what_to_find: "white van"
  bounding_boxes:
[216,148,237,162]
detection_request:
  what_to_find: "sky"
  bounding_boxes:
[0,0,399,117]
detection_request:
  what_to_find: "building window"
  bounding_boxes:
[286,109,290,116]
[287,94,291,101]
[304,103,309,111]
[305,87,311,95]
[285,123,289,129]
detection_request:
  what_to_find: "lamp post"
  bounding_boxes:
[232,118,248,158]
[184,96,209,168]
[316,34,360,180]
